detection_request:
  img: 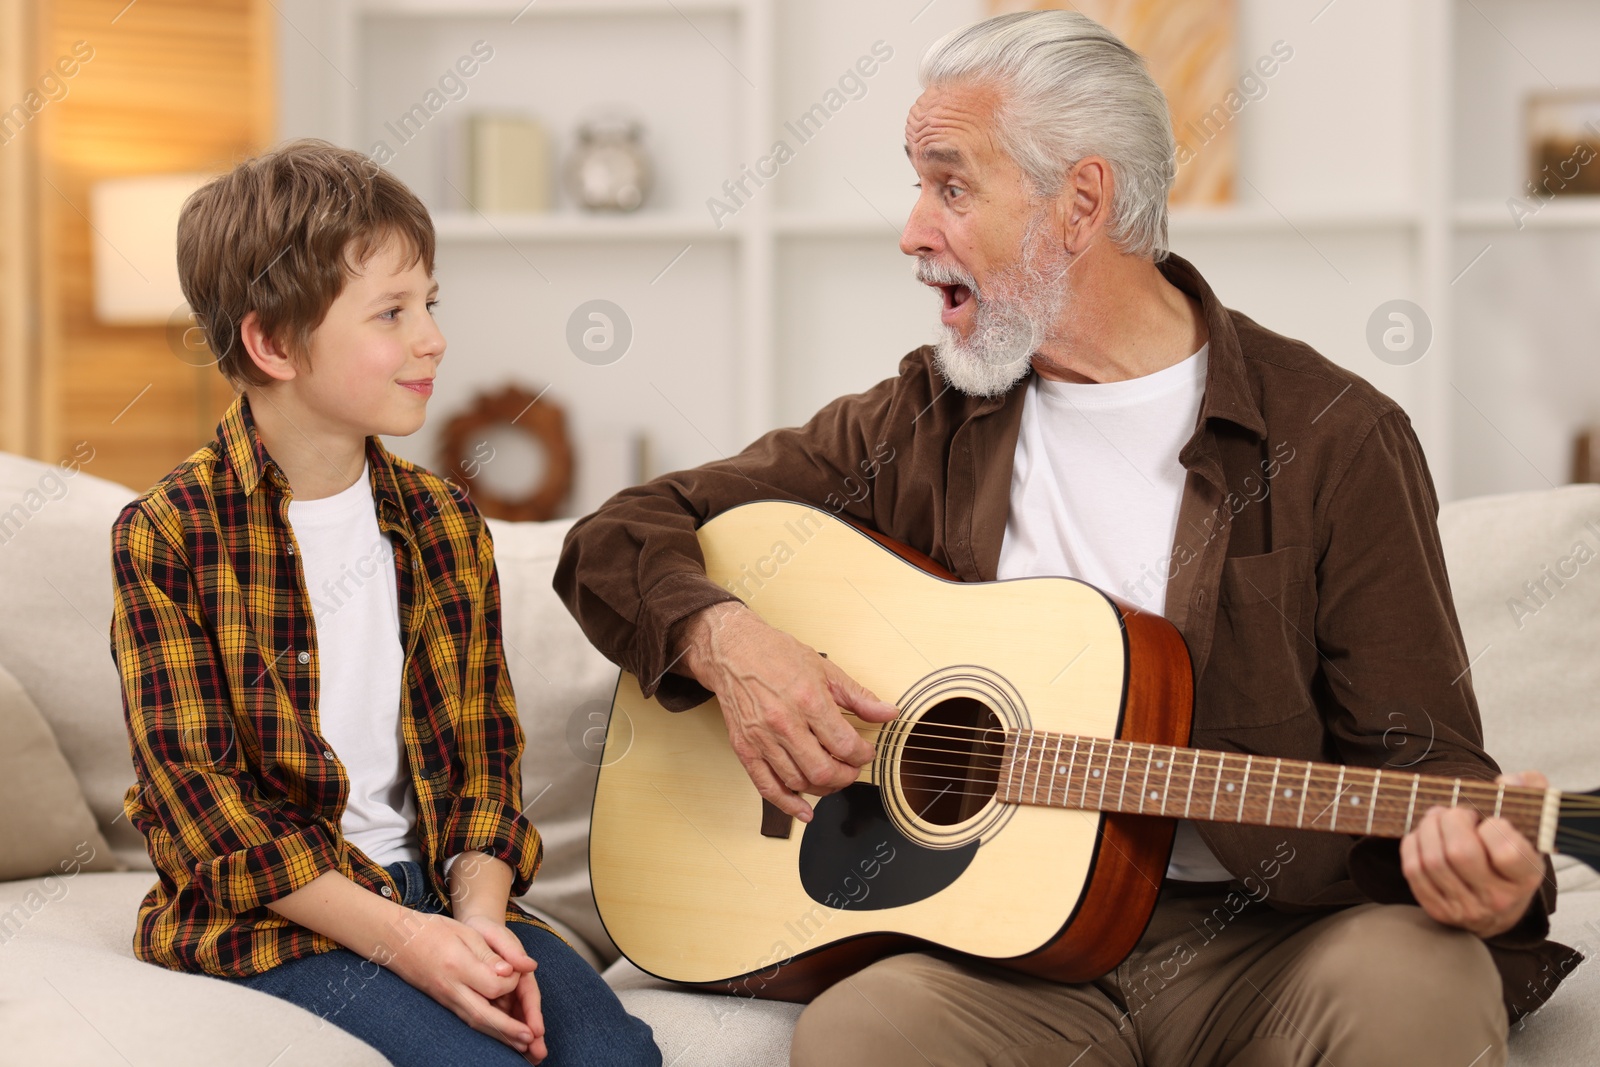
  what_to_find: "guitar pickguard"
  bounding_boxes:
[799,783,978,911]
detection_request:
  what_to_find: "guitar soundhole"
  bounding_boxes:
[902,696,1004,826]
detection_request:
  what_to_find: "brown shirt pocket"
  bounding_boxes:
[1202,545,1318,731]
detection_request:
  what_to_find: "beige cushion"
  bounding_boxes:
[0,452,149,870]
[605,958,803,1067]
[1437,484,1600,794]
[488,516,624,965]
[0,660,117,880]
[0,871,389,1066]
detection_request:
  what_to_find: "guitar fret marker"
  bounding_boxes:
[1184,750,1200,819]
[1062,742,1075,809]
[1331,765,1346,831]
[1367,770,1380,834]
[1297,764,1312,828]
[1099,742,1112,810]
[1062,736,1078,810]
[1494,783,1506,820]
[1265,759,1282,825]
[1020,733,1037,807]
[1208,753,1222,821]
[1241,755,1254,823]
[1404,774,1421,833]
[1079,738,1097,809]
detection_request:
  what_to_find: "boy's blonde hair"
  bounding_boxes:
[176,138,436,389]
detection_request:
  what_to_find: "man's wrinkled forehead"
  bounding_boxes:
[903,83,1002,168]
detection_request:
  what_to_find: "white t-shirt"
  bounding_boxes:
[996,344,1232,882]
[287,463,423,868]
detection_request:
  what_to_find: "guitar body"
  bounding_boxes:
[589,500,1195,1001]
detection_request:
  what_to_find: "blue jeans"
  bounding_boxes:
[226,860,659,1067]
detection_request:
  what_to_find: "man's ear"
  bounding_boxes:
[239,310,300,383]
[1058,155,1113,255]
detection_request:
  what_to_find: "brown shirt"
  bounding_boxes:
[554,252,1578,1021]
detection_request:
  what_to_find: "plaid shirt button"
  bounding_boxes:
[380,885,393,897]
[297,651,310,664]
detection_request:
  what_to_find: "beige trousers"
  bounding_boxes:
[790,879,1507,1067]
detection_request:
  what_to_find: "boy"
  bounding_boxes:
[109,138,658,1067]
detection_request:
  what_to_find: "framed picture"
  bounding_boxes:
[987,0,1238,205]
[1526,91,1600,198]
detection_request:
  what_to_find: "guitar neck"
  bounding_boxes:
[997,731,1558,853]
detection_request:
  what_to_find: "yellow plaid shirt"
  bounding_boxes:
[110,393,547,977]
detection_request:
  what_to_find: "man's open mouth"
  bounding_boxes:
[940,284,974,312]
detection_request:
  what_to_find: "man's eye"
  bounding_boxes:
[426,300,440,313]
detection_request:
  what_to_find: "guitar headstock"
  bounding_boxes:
[1556,788,1600,872]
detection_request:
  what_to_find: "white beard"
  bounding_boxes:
[916,211,1074,398]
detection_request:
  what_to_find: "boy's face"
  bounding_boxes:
[275,233,444,439]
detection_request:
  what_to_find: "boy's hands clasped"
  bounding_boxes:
[384,911,547,1063]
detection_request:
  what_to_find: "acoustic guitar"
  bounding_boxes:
[588,500,1600,1001]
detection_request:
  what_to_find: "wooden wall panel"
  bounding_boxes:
[0,0,41,456]
[37,0,274,492]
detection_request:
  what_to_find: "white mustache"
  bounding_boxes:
[914,258,979,296]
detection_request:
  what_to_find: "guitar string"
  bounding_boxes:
[862,756,1555,820]
[882,760,1550,815]
[826,720,1600,813]
[862,768,1600,845]
[833,730,1564,813]
[813,713,1597,814]
[885,757,1557,823]
[830,749,1573,832]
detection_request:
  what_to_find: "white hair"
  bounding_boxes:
[918,11,1177,261]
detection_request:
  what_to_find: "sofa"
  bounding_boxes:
[0,448,1595,1066]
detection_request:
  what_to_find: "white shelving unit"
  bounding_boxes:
[274,0,1600,509]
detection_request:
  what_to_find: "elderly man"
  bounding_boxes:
[554,11,1578,1066]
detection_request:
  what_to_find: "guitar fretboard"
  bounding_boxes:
[997,731,1551,847]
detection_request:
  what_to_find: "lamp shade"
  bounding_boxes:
[89,173,211,325]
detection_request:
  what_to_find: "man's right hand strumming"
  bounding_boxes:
[671,600,901,822]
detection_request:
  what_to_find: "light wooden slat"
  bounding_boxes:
[0,0,40,455]
[36,0,272,487]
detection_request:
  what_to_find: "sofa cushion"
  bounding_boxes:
[1436,485,1600,796]
[487,516,624,965]
[0,452,148,870]
[1514,884,1600,1062]
[0,660,116,880]
[0,871,389,1066]
[604,958,804,1067]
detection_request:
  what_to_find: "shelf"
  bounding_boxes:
[1453,197,1600,230]
[768,205,1423,240]
[430,211,739,242]
[357,0,744,17]
[1167,204,1421,233]
[774,213,903,238]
